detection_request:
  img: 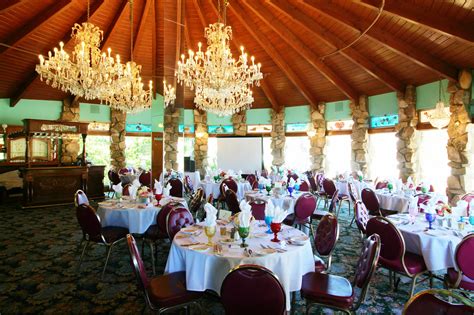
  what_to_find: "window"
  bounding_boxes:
[86,135,111,184]
[325,135,351,178]
[417,129,449,193]
[125,136,151,170]
[262,137,272,170]
[466,124,474,193]
[370,114,399,128]
[177,137,195,172]
[207,137,218,171]
[368,132,398,181]
[284,136,310,172]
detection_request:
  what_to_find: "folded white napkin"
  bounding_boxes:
[258,177,266,185]
[452,200,468,217]
[132,179,141,188]
[239,199,252,213]
[420,197,437,214]
[204,203,218,226]
[129,185,138,200]
[154,180,163,194]
[408,196,418,215]
[163,183,172,197]
[274,182,282,189]
[265,200,275,217]
[272,206,288,223]
[238,210,251,227]
[112,183,123,194]
[205,175,211,182]
[288,177,296,188]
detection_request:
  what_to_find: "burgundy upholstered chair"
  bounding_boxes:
[122,184,131,196]
[299,180,310,192]
[312,189,338,221]
[287,173,299,184]
[302,234,381,314]
[118,168,129,175]
[221,264,286,315]
[188,188,204,216]
[314,213,339,273]
[347,181,359,202]
[126,234,203,314]
[219,178,238,206]
[403,289,474,315]
[168,178,184,198]
[354,201,370,239]
[250,200,266,220]
[375,181,388,190]
[166,207,194,240]
[361,188,382,216]
[416,184,435,192]
[74,189,89,207]
[246,174,257,187]
[183,175,194,195]
[445,234,474,293]
[461,193,474,216]
[76,204,129,278]
[138,171,152,187]
[283,193,316,239]
[225,189,240,215]
[366,216,429,297]
[108,169,121,185]
[414,193,431,212]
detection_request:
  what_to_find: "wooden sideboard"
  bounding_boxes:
[21,165,105,208]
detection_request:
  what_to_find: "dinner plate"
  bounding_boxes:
[289,235,309,245]
[254,248,277,256]
[181,226,200,234]
[219,238,236,244]
[425,230,448,236]
[189,244,209,252]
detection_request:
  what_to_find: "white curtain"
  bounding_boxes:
[465,124,474,193]
[284,136,310,172]
[367,132,398,181]
[325,134,351,178]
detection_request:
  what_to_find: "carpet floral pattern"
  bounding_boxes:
[0,201,449,314]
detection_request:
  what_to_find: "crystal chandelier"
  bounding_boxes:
[163,80,176,107]
[428,80,451,129]
[175,0,263,116]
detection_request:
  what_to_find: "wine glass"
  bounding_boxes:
[270,222,282,242]
[421,186,428,194]
[287,186,294,197]
[294,184,300,192]
[204,226,216,246]
[265,184,272,196]
[387,183,393,193]
[425,213,436,230]
[264,215,274,234]
[408,204,418,224]
[238,226,250,248]
[258,183,264,193]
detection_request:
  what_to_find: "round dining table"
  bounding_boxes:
[165,221,315,311]
[245,190,307,215]
[198,180,252,201]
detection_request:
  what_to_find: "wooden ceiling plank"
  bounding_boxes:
[100,0,128,51]
[225,0,319,108]
[0,0,22,15]
[302,0,459,81]
[192,0,207,29]
[357,0,474,44]
[0,0,72,56]
[133,0,152,58]
[10,71,36,107]
[270,0,404,92]
[243,0,359,101]
[151,0,157,96]
[60,0,105,44]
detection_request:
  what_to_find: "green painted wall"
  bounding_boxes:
[285,105,310,123]
[325,100,351,121]
[416,80,449,110]
[207,112,232,125]
[80,103,110,122]
[0,98,62,125]
[247,108,271,125]
[184,109,194,126]
[368,92,398,116]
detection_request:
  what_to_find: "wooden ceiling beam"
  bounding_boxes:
[10,71,36,107]
[151,0,157,96]
[133,0,152,58]
[174,0,185,107]
[224,0,319,108]
[243,0,358,101]
[0,0,23,15]
[192,0,207,29]
[60,0,105,44]
[302,0,459,81]
[270,0,404,93]
[357,0,474,44]
[0,0,72,56]
[100,0,128,51]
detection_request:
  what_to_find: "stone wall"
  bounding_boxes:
[446,70,472,202]
[270,109,285,167]
[309,102,326,172]
[110,109,127,170]
[59,97,80,165]
[395,85,418,181]
[232,111,247,136]
[194,109,208,176]
[350,95,369,174]
[164,106,180,170]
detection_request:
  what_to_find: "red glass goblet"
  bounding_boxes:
[155,194,163,202]
[270,222,282,242]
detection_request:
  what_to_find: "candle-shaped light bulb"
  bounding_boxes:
[39,54,44,65]
[251,56,255,65]
[107,47,111,57]
[198,42,202,51]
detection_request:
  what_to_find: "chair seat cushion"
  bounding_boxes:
[101,226,129,243]
[302,272,354,309]
[144,224,167,241]
[447,268,474,291]
[283,214,310,226]
[147,271,203,308]
[380,252,427,275]
[312,210,329,220]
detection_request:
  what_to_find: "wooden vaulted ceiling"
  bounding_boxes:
[0,0,473,111]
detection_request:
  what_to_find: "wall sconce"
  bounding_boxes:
[306,123,316,138]
[1,124,7,133]
[196,131,206,138]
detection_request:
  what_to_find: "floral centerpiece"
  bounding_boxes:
[137,186,151,204]
[435,203,451,217]
[164,169,182,182]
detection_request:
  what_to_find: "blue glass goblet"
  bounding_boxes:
[425,212,436,230]
[258,183,264,193]
[264,215,274,234]
[288,186,294,197]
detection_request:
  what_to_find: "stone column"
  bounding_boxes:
[194,109,208,176]
[164,106,180,170]
[232,111,247,136]
[350,95,369,174]
[271,109,285,167]
[309,102,326,172]
[60,97,80,165]
[110,109,127,170]
[446,70,472,202]
[395,85,418,181]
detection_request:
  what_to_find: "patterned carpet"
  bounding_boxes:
[0,199,448,314]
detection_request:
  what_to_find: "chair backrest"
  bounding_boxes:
[361,188,381,216]
[76,204,105,243]
[347,181,358,202]
[287,173,298,184]
[157,202,180,236]
[74,189,89,206]
[221,264,286,315]
[138,171,152,187]
[207,193,214,203]
[168,178,183,198]
[322,178,337,196]
[126,234,150,297]
[122,184,132,196]
[183,175,194,194]
[375,181,388,190]
[328,189,339,213]
[299,181,310,192]
[403,289,474,315]
[354,200,369,235]
[366,217,408,273]
[316,172,325,191]
[307,173,318,192]
[188,188,204,214]
[454,234,474,281]
[294,193,317,220]
[220,178,238,195]
[246,174,257,187]
[225,189,240,215]
[250,201,266,220]
[108,169,121,185]
[461,193,474,216]
[166,207,194,240]
[315,213,339,256]
[119,168,129,175]
[414,193,431,212]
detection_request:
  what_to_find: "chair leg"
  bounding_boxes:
[149,242,156,275]
[336,200,343,218]
[389,270,393,289]
[101,244,114,279]
[78,240,89,271]
[409,274,420,297]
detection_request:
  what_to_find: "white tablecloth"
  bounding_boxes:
[198,180,252,201]
[336,180,373,199]
[376,190,411,213]
[245,191,307,215]
[97,200,160,234]
[165,221,315,311]
[388,213,470,271]
[184,171,201,188]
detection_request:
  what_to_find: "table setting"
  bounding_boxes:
[198,175,251,201]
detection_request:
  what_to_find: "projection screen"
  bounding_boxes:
[216,137,263,173]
